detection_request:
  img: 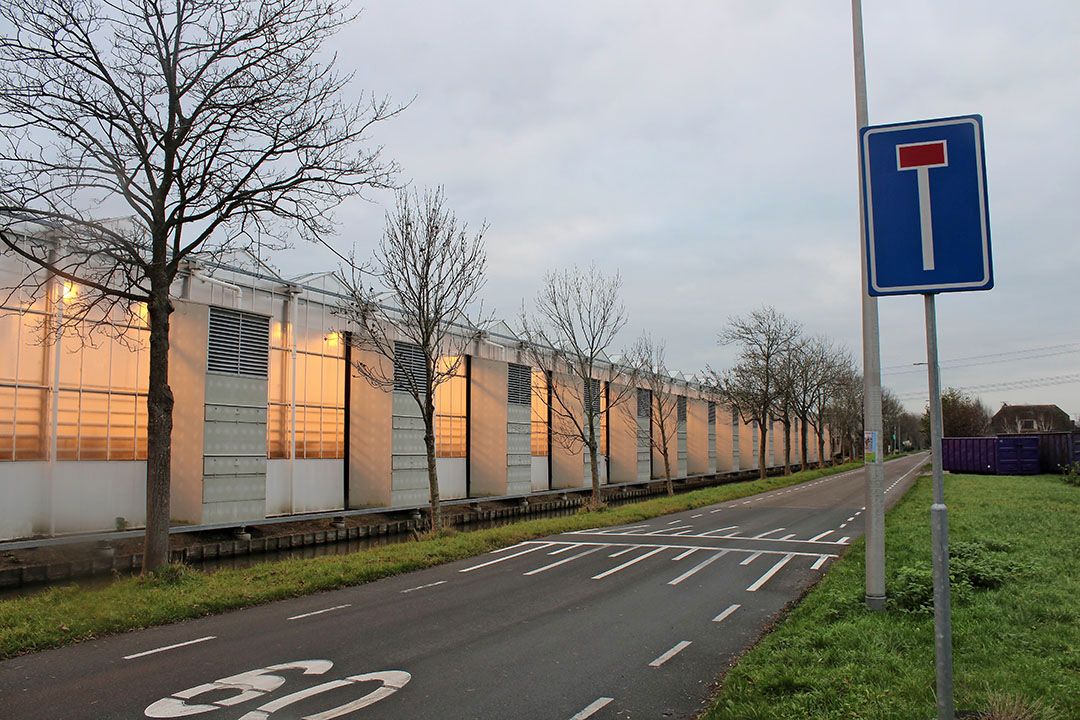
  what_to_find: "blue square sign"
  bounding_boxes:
[860,114,992,296]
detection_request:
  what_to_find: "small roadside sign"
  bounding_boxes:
[860,114,992,296]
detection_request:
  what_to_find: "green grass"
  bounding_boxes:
[704,473,1080,720]
[0,461,861,659]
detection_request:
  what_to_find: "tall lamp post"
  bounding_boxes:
[851,0,888,612]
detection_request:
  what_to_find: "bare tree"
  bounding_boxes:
[791,336,838,470]
[826,364,864,461]
[0,0,397,569]
[706,306,801,479]
[337,188,487,532]
[770,338,803,475]
[520,264,642,508]
[638,335,679,495]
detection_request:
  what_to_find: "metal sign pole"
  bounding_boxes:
[924,293,954,720]
[851,0,887,611]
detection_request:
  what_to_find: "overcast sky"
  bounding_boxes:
[270,0,1080,419]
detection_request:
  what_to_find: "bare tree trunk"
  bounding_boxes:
[800,415,809,470]
[143,283,174,572]
[587,418,601,507]
[817,428,826,467]
[782,419,792,475]
[758,424,767,479]
[423,397,441,532]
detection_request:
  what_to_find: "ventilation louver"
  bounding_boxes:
[207,307,269,378]
[508,363,532,405]
[637,388,651,418]
[393,342,428,392]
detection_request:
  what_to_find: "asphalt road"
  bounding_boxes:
[0,453,928,720]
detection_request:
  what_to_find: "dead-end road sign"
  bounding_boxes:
[860,114,992,296]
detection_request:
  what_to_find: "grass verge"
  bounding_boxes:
[703,473,1080,720]
[0,461,862,659]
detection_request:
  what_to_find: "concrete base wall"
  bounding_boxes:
[0,460,146,539]
[266,459,343,515]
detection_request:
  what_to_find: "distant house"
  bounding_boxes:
[991,404,1074,434]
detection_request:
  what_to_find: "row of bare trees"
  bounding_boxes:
[705,307,846,478]
[705,306,930,476]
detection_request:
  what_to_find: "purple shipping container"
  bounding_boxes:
[941,436,1041,475]
[997,432,1079,473]
[995,436,1041,475]
[942,437,997,474]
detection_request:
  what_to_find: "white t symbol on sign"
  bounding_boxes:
[896,140,949,271]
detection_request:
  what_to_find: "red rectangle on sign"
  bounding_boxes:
[898,142,946,168]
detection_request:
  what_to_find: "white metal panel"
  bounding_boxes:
[52,461,146,534]
[530,457,549,492]
[437,457,467,500]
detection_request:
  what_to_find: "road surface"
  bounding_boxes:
[0,453,927,720]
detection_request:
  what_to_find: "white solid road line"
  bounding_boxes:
[609,546,639,558]
[649,640,692,667]
[569,697,614,720]
[525,546,607,576]
[459,543,554,572]
[123,636,216,660]
[836,536,851,544]
[646,525,693,535]
[712,604,741,623]
[811,556,829,570]
[548,543,583,555]
[668,551,728,585]
[400,581,447,594]
[808,530,834,542]
[740,551,762,566]
[672,547,701,561]
[779,533,796,540]
[287,604,351,620]
[699,526,739,537]
[593,547,666,579]
[747,553,795,592]
[751,527,786,539]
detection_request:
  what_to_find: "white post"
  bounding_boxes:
[48,279,64,536]
[851,0,887,610]
[288,288,300,514]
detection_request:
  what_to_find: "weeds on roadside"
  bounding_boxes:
[979,692,1058,720]
[891,539,1030,613]
[1060,461,1080,487]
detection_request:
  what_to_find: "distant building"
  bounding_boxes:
[991,403,1074,434]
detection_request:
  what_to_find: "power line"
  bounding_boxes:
[896,371,1080,401]
[883,342,1080,376]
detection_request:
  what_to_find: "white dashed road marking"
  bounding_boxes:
[569,697,614,720]
[593,547,666,579]
[287,604,351,620]
[123,636,216,660]
[712,604,741,623]
[668,551,728,586]
[400,581,447,594]
[747,554,795,592]
[649,640,692,667]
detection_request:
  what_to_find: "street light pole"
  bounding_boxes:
[851,0,887,611]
